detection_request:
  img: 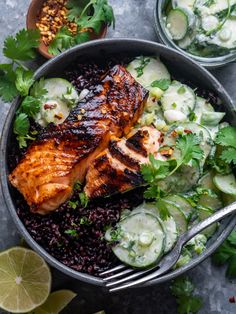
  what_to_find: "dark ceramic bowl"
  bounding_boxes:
[1,39,236,287]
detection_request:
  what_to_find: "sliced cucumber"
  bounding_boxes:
[222,193,236,205]
[126,57,170,95]
[213,173,236,196]
[158,164,201,194]
[157,200,188,234]
[172,0,196,10]
[198,171,219,193]
[198,193,223,210]
[161,81,195,117]
[181,122,213,159]
[201,111,225,126]
[163,194,194,219]
[112,212,165,268]
[178,34,193,49]
[201,15,219,32]
[166,9,189,40]
[131,203,178,253]
[197,206,218,238]
[194,96,214,123]
[33,78,79,127]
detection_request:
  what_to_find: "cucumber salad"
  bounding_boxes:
[105,56,236,269]
[163,0,236,57]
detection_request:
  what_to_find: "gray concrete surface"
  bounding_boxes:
[0,0,236,313]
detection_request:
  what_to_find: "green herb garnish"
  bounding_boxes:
[177,85,186,94]
[49,0,115,56]
[171,276,203,314]
[212,231,236,277]
[79,217,92,225]
[141,133,203,219]
[151,79,171,91]
[134,56,150,77]
[65,229,79,237]
[79,191,89,207]
[68,200,79,209]
[215,126,236,166]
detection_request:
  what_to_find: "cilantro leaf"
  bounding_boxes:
[79,217,92,225]
[171,276,203,314]
[220,147,236,165]
[0,64,18,102]
[13,113,29,136]
[68,200,79,209]
[65,229,79,237]
[102,1,116,28]
[226,255,236,278]
[48,27,75,56]
[177,296,203,314]
[19,96,41,118]
[177,85,186,94]
[214,127,236,168]
[75,0,115,34]
[30,78,48,99]
[175,133,203,168]
[141,154,172,183]
[79,191,89,207]
[157,199,171,220]
[216,126,236,149]
[3,29,40,61]
[75,31,91,44]
[151,79,171,91]
[66,0,90,21]
[228,231,236,246]
[134,56,150,78]
[15,67,34,96]
[212,231,236,277]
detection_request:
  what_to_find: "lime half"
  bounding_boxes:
[0,247,51,313]
[30,290,77,314]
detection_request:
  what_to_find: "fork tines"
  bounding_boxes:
[100,264,157,292]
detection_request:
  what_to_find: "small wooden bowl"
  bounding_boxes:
[26,0,108,59]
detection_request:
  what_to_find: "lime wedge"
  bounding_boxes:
[0,247,51,313]
[30,290,77,314]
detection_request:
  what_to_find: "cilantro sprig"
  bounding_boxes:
[171,276,203,314]
[49,0,115,56]
[215,126,236,166]
[0,29,40,103]
[212,231,236,278]
[141,133,203,219]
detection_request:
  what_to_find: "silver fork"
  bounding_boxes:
[100,201,236,292]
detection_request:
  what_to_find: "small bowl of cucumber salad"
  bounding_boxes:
[155,0,236,68]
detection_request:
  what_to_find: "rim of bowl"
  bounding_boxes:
[1,38,236,287]
[154,0,236,69]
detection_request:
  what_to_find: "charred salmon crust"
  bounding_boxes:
[9,65,148,214]
[84,126,162,199]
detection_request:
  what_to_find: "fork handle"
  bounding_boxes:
[180,201,236,246]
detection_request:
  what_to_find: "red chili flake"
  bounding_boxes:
[54,113,63,120]
[171,130,178,137]
[158,133,164,144]
[229,296,236,303]
[44,103,57,110]
[184,129,192,134]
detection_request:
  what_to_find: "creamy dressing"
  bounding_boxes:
[163,0,236,57]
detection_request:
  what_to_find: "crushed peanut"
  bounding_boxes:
[36,0,77,46]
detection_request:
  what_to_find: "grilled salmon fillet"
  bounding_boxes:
[84,126,163,198]
[9,65,148,214]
